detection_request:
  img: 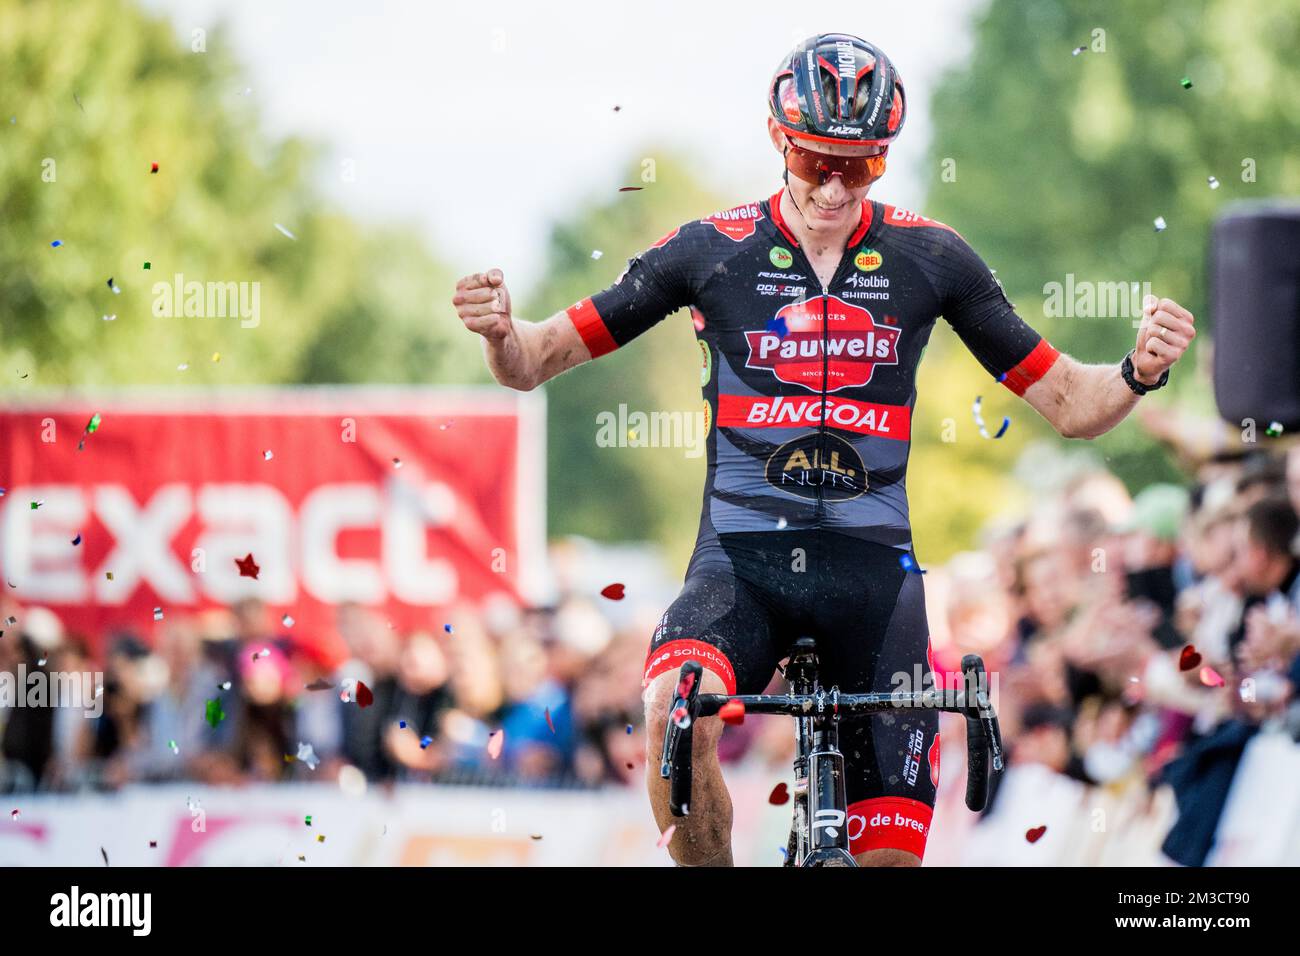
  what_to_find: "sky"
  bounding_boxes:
[144,0,988,295]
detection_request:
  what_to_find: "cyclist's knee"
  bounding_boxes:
[643,668,729,751]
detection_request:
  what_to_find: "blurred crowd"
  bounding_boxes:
[0,562,653,794]
[3,436,1300,865]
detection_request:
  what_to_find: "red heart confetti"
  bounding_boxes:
[1179,645,1202,671]
[769,782,790,805]
[1025,825,1047,844]
[600,582,625,600]
[150,162,159,173]
[719,699,746,725]
[356,680,374,708]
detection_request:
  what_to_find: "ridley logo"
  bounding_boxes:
[744,295,900,391]
[703,203,764,241]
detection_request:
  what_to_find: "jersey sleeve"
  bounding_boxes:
[933,230,1059,396]
[564,226,696,359]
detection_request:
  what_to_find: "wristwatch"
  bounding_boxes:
[1121,349,1168,396]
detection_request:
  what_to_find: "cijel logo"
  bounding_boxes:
[770,246,794,269]
[854,248,883,272]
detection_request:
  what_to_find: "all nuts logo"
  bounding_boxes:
[764,433,866,500]
[703,202,764,241]
[744,295,901,392]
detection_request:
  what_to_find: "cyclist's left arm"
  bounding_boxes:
[938,232,1194,439]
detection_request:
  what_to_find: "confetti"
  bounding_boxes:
[205,698,225,727]
[530,834,543,841]
[212,352,221,362]
[282,614,295,627]
[149,841,157,848]
[438,420,455,430]
[106,571,114,580]
[443,623,453,634]
[1265,421,1284,437]
[37,657,47,666]
[656,825,676,849]
[971,395,1011,439]
[168,740,179,755]
[71,533,81,546]
[1207,176,1220,190]
[1181,76,1193,89]
[73,93,84,112]
[252,647,270,660]
[618,186,644,192]
[143,261,151,269]
[356,680,374,709]
[50,240,62,248]
[591,250,603,260]
[219,681,231,691]
[316,835,325,844]
[997,372,1008,383]
[177,363,189,371]
[305,815,312,826]
[776,516,788,529]
[1178,645,1202,672]
[10,809,18,820]
[399,720,407,729]
[765,316,789,339]
[85,413,102,434]
[235,553,260,579]
[296,742,320,770]
[150,162,159,174]
[102,314,116,322]
[899,553,927,575]
[419,735,433,749]
[153,607,164,621]
[1025,825,1048,843]
[101,847,109,866]
[545,707,556,734]
[262,449,274,460]
[274,223,297,240]
[107,278,120,294]
[613,105,622,112]
[626,724,634,735]
[600,582,625,600]
[487,729,505,760]
[768,782,790,805]
[1153,216,1167,232]
[1071,45,1087,56]
[1199,666,1225,688]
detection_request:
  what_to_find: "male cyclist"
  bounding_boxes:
[452,33,1194,867]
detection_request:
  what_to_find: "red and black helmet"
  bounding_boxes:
[769,33,906,147]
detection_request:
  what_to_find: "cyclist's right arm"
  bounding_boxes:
[452,269,592,391]
[454,228,694,391]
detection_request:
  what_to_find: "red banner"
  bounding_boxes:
[0,389,546,664]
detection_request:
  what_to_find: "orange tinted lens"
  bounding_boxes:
[786,146,885,189]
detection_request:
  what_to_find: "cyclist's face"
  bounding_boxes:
[769,118,883,229]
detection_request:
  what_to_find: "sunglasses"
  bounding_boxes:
[784,142,887,189]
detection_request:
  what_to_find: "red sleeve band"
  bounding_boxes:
[565,297,618,359]
[1001,339,1060,396]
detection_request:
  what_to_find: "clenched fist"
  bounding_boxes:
[1134,294,1196,385]
[452,269,514,341]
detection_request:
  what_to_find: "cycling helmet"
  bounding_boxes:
[768,33,906,147]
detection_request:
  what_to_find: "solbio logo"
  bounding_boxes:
[854,248,883,272]
[769,246,793,269]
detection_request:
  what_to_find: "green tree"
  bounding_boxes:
[921,0,1300,503]
[0,0,481,389]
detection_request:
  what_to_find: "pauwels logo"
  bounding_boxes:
[744,295,900,391]
[703,202,764,241]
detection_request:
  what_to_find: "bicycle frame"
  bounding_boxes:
[658,639,1004,867]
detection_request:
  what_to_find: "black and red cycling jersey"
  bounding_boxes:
[566,189,1059,553]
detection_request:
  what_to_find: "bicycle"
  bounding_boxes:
[658,636,1004,867]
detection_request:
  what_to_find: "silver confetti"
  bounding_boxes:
[1153,216,1167,232]
[274,223,297,240]
[296,742,320,770]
